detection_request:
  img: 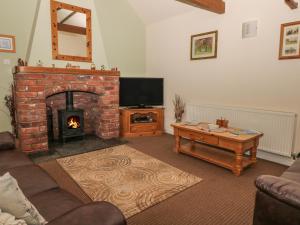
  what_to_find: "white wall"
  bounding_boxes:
[95,0,146,76]
[146,0,300,154]
[29,0,108,68]
[0,0,39,132]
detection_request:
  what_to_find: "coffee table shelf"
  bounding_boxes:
[180,143,253,171]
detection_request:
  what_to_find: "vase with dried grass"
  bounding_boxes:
[173,94,185,123]
[4,83,17,137]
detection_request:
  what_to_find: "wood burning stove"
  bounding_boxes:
[58,91,84,143]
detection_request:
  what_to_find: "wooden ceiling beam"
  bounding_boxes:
[58,23,86,35]
[176,0,225,14]
[60,11,77,24]
[285,0,298,9]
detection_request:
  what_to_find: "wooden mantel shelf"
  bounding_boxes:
[14,66,120,76]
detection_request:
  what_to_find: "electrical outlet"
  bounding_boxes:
[3,59,11,65]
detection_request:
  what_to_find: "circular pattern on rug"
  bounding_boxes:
[88,155,132,171]
[108,188,138,204]
[57,145,202,218]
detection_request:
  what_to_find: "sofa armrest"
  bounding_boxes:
[47,202,126,225]
[255,175,300,209]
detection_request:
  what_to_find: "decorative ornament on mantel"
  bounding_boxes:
[66,63,80,69]
[36,60,43,67]
[91,62,96,70]
[17,58,27,66]
[173,94,185,123]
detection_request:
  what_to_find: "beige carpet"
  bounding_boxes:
[57,145,201,218]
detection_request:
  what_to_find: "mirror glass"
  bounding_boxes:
[51,1,92,62]
[57,9,87,57]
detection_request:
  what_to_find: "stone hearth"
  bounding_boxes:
[14,66,120,153]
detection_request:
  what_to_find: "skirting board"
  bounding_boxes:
[164,127,295,166]
[256,150,294,166]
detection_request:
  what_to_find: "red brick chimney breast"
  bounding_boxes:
[14,66,120,153]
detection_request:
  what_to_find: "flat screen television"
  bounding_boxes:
[119,77,164,108]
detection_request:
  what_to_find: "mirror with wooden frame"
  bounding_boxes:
[51,1,92,62]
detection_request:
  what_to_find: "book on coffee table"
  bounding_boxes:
[229,129,260,135]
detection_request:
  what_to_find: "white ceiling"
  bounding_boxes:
[127,0,196,25]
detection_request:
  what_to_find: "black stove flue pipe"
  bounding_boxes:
[66,91,74,111]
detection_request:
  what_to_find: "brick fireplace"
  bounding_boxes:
[14,66,120,153]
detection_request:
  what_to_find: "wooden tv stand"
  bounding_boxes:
[120,108,164,137]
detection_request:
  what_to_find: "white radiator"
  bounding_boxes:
[186,104,297,157]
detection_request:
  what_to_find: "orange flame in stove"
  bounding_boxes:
[68,117,80,129]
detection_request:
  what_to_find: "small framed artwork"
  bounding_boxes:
[0,34,16,53]
[191,30,218,60]
[279,21,300,60]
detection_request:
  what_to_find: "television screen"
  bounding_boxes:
[120,78,164,107]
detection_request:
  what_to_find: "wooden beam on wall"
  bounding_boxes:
[285,0,298,9]
[58,23,86,35]
[176,0,225,14]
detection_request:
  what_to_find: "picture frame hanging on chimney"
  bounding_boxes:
[191,31,218,60]
[0,34,16,53]
[279,21,300,60]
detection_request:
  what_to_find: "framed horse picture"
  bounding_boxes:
[191,31,218,60]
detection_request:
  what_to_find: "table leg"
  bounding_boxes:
[234,152,243,176]
[250,139,258,163]
[174,128,181,153]
[175,136,181,153]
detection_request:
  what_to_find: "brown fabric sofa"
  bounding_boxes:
[253,158,300,225]
[0,132,126,225]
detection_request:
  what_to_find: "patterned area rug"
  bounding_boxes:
[57,145,202,218]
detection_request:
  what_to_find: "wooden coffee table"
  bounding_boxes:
[171,123,263,176]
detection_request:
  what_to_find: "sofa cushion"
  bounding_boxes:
[282,159,300,183]
[45,202,127,225]
[282,171,300,183]
[0,173,47,225]
[3,165,58,197]
[0,150,32,173]
[0,132,15,150]
[0,209,27,225]
[30,188,83,222]
[285,159,300,174]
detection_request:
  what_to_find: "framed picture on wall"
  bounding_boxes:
[191,30,218,60]
[0,34,16,53]
[279,21,300,60]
